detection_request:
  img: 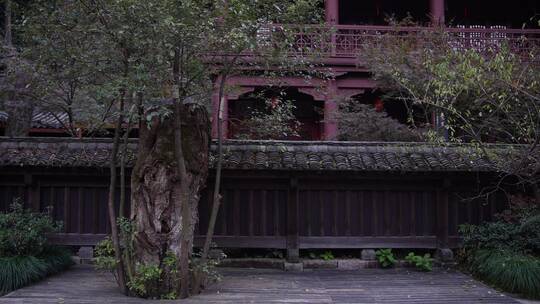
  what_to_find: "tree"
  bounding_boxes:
[359,27,540,202]
[22,0,211,297]
[19,0,324,299]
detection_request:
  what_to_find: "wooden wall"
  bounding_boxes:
[0,169,507,251]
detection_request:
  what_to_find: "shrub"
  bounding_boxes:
[375,249,397,268]
[40,247,75,275]
[336,101,425,142]
[470,250,540,299]
[405,252,433,271]
[0,247,73,295]
[497,194,538,223]
[459,222,525,253]
[520,214,540,252]
[0,202,61,257]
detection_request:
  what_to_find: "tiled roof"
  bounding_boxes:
[0,137,518,172]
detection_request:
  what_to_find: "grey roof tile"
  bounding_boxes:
[0,138,521,172]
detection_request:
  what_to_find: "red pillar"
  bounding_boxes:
[324,81,338,140]
[325,0,339,24]
[429,0,445,25]
[211,79,228,139]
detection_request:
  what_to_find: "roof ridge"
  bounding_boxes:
[0,137,524,149]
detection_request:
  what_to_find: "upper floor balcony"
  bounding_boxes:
[247,0,540,67]
[280,24,540,63]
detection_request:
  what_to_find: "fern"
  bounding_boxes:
[471,250,540,299]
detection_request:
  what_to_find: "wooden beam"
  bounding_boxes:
[194,236,287,249]
[48,233,108,246]
[298,236,438,249]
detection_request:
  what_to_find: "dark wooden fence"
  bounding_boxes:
[0,168,506,257]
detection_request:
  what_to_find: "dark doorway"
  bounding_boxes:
[228,88,323,140]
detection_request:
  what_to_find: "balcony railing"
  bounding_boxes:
[263,24,540,60]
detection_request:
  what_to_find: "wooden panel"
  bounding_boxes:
[0,184,26,212]
[0,170,508,249]
[298,188,438,239]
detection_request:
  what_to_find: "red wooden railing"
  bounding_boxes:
[261,24,540,59]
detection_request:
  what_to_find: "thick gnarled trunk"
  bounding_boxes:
[130,104,209,295]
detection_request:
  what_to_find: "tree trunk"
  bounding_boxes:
[107,95,127,295]
[119,102,134,219]
[2,0,33,137]
[130,103,209,297]
[4,0,12,46]
[4,101,33,137]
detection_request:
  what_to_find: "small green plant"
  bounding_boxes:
[308,252,317,259]
[161,291,177,300]
[320,251,334,261]
[127,263,163,298]
[163,251,178,271]
[375,249,397,268]
[405,252,433,271]
[93,237,117,271]
[191,250,222,284]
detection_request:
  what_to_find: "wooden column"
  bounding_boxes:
[436,179,451,249]
[429,0,445,25]
[211,78,229,139]
[286,176,299,262]
[324,80,338,140]
[325,0,339,24]
[24,173,40,211]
